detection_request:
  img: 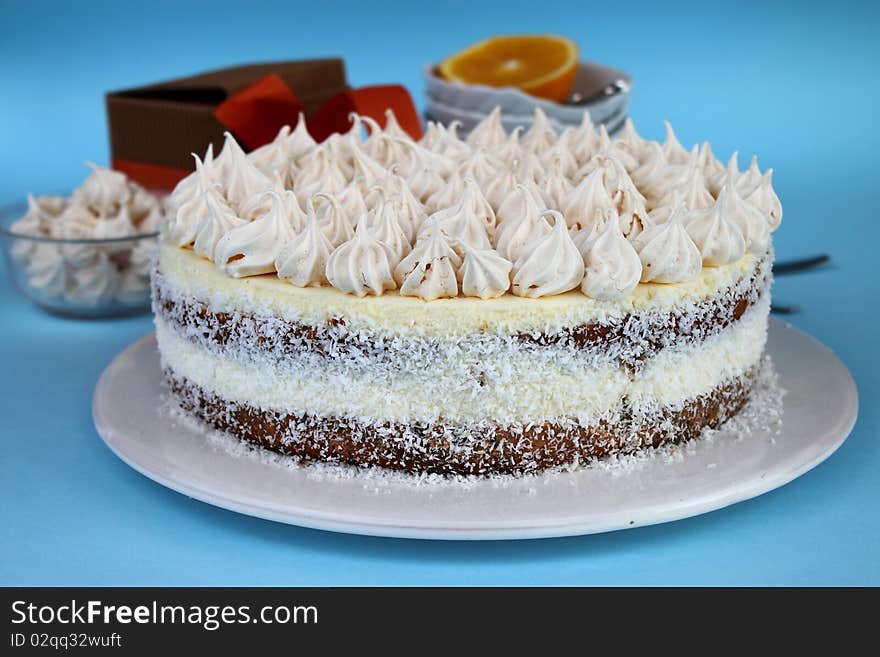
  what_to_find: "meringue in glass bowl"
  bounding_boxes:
[0,199,158,318]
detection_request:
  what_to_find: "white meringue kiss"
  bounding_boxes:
[325,217,399,297]
[581,208,642,301]
[686,187,747,267]
[631,202,702,283]
[275,208,334,287]
[219,132,272,210]
[394,230,460,301]
[214,191,296,277]
[494,184,550,262]
[458,242,511,299]
[511,210,584,298]
[194,206,238,260]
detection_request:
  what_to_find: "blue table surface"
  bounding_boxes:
[1,0,877,585]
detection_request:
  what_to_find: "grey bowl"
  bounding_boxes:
[424,95,628,139]
[423,60,632,127]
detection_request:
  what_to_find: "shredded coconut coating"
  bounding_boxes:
[160,355,782,483]
[152,255,770,372]
[161,361,763,476]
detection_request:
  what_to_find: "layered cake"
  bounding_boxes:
[154,108,781,475]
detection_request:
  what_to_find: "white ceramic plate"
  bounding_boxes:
[93,319,857,540]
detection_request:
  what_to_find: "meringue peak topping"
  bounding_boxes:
[419,196,492,254]
[563,168,615,231]
[581,208,642,301]
[219,132,272,210]
[458,241,512,299]
[166,145,215,216]
[419,121,443,151]
[461,175,497,233]
[288,113,317,161]
[631,202,702,283]
[677,163,715,210]
[312,192,355,247]
[383,108,411,141]
[662,120,690,164]
[522,107,557,153]
[492,125,523,165]
[745,169,783,230]
[325,216,399,297]
[457,148,503,189]
[467,106,507,149]
[370,195,413,259]
[248,125,293,176]
[736,155,763,197]
[166,111,782,300]
[336,184,368,223]
[686,187,747,267]
[571,207,608,259]
[724,174,770,254]
[618,118,647,157]
[425,169,464,214]
[567,110,598,164]
[170,179,217,248]
[511,210,584,298]
[351,146,388,190]
[407,166,445,204]
[275,205,333,287]
[482,163,519,212]
[495,184,551,262]
[394,229,460,301]
[214,190,297,277]
[383,173,426,240]
[167,155,216,248]
[192,188,246,261]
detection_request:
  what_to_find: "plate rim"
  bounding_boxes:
[92,319,858,540]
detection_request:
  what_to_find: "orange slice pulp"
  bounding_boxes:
[438,35,579,103]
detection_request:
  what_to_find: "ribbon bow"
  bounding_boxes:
[215,73,422,149]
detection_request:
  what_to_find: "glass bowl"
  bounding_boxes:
[0,199,158,318]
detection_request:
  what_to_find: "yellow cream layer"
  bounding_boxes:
[158,239,761,337]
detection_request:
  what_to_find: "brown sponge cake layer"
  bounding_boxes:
[165,367,756,476]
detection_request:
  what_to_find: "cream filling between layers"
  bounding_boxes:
[157,316,627,424]
[156,297,768,425]
[627,295,768,410]
[158,239,761,338]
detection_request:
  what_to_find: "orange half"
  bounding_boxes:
[438,35,579,103]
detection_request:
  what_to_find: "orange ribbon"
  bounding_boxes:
[215,73,422,148]
[214,73,422,150]
[307,84,423,142]
[214,73,304,150]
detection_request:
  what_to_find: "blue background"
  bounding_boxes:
[1,0,877,585]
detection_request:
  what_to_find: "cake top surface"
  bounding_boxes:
[162,107,781,302]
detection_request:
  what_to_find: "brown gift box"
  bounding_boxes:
[106,59,349,190]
